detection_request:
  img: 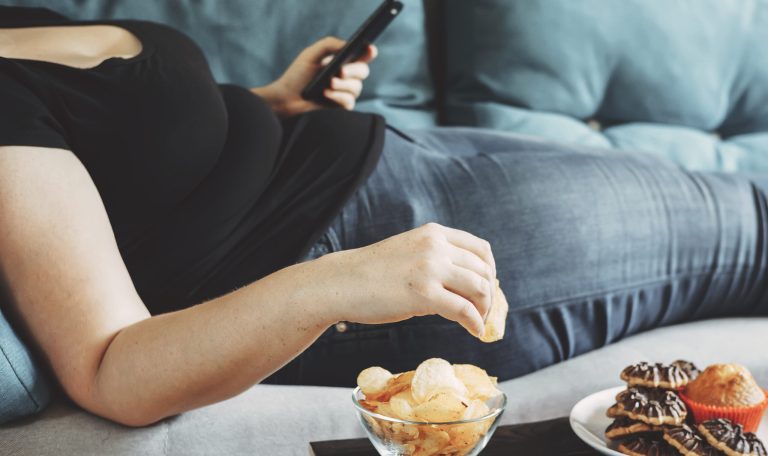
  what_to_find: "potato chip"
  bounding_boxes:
[359,399,382,413]
[390,390,417,421]
[386,371,415,397]
[453,364,502,401]
[411,358,468,404]
[447,421,489,452]
[463,399,490,420]
[447,424,481,451]
[357,366,393,397]
[479,279,508,343]
[441,401,492,453]
[412,391,468,422]
[363,413,384,439]
[414,429,450,456]
[356,359,501,455]
[390,421,420,441]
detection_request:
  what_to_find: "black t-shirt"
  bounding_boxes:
[0,7,385,313]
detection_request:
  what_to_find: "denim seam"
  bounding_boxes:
[511,264,766,313]
[0,342,40,409]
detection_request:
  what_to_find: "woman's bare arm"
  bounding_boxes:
[0,146,495,427]
[0,146,338,426]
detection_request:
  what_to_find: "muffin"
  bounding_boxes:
[680,364,768,433]
[685,364,765,407]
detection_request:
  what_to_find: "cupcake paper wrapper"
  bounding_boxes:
[679,390,768,433]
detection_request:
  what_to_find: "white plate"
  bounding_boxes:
[569,386,768,456]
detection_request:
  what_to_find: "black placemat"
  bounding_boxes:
[309,417,601,455]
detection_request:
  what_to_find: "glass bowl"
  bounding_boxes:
[352,386,507,456]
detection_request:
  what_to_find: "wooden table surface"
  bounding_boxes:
[309,417,603,455]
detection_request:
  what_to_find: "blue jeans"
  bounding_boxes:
[266,127,768,385]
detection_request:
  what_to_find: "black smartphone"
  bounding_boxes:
[301,0,404,105]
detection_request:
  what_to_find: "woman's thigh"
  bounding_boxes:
[283,128,768,386]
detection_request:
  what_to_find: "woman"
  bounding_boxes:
[1,6,766,427]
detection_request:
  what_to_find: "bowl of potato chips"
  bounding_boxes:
[353,358,507,456]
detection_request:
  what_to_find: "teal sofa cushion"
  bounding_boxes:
[0,307,50,424]
[442,0,768,171]
[7,0,436,128]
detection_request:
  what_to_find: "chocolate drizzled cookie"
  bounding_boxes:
[618,437,680,456]
[608,387,687,426]
[606,416,666,440]
[746,434,768,456]
[671,360,701,381]
[663,424,720,456]
[697,419,762,456]
[621,361,693,389]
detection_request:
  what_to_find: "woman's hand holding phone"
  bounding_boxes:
[250,37,377,118]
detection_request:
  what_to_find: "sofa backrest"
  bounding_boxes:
[441,0,768,171]
[8,0,767,173]
[3,0,437,128]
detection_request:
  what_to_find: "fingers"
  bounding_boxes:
[443,265,493,321]
[324,89,356,110]
[434,287,485,338]
[309,40,371,111]
[409,223,495,337]
[340,62,371,80]
[447,246,495,316]
[326,62,370,109]
[323,74,365,110]
[330,77,363,97]
[448,243,493,281]
[303,36,346,63]
[357,44,378,63]
[440,226,497,278]
[324,64,368,109]
[316,43,379,67]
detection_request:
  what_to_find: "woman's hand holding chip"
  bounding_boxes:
[316,223,497,338]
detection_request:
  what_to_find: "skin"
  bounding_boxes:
[0,26,497,427]
[251,36,378,116]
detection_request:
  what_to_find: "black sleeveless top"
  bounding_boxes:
[0,7,385,313]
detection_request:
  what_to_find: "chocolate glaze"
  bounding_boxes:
[621,362,691,388]
[663,424,720,456]
[698,419,751,454]
[618,437,679,456]
[747,433,768,456]
[615,387,687,423]
[606,416,664,439]
[671,360,701,381]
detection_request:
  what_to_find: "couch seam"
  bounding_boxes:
[0,342,40,409]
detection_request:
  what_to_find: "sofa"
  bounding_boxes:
[1,1,767,454]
